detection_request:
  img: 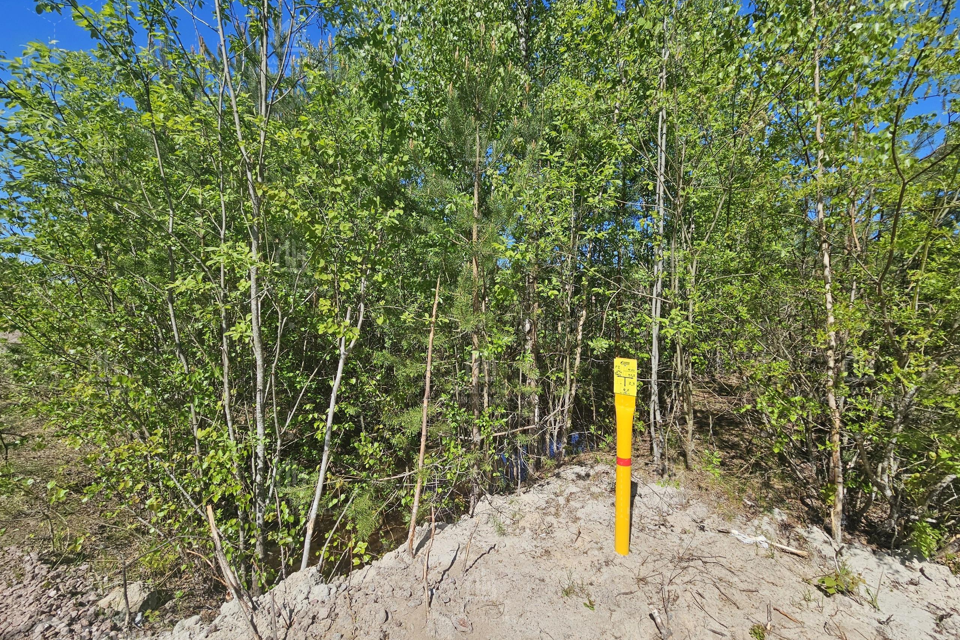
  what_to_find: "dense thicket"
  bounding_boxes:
[1,0,958,592]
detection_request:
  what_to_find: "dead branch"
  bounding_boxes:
[716,528,809,558]
[774,606,803,625]
[422,507,436,621]
[206,504,262,640]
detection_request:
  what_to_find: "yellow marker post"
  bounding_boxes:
[614,358,637,556]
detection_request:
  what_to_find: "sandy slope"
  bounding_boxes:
[160,464,960,640]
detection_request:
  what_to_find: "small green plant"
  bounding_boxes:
[45,480,69,505]
[560,571,579,598]
[910,521,941,559]
[491,515,507,537]
[944,553,960,576]
[55,530,88,556]
[351,540,371,567]
[749,624,766,640]
[863,570,884,611]
[700,449,723,479]
[816,561,863,596]
[655,477,681,490]
[560,570,593,610]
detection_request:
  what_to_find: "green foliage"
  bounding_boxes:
[816,563,864,597]
[700,449,723,480]
[910,521,942,559]
[347,489,380,545]
[1,0,959,592]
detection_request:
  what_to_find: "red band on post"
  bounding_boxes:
[616,456,631,467]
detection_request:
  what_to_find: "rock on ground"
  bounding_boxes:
[156,464,960,640]
[98,582,160,615]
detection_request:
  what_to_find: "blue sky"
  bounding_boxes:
[0,1,96,56]
[0,1,336,78]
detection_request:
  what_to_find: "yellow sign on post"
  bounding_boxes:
[613,357,637,556]
[614,358,638,397]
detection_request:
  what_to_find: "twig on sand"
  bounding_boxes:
[422,507,436,621]
[650,585,674,639]
[663,585,673,630]
[768,541,808,558]
[461,519,479,577]
[716,528,809,558]
[774,606,803,625]
[692,590,728,629]
[650,608,673,639]
[463,544,496,576]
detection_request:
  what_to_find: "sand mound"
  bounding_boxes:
[159,464,960,640]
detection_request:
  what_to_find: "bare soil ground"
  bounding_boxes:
[155,463,960,640]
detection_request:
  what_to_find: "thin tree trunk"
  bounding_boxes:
[562,302,588,455]
[650,11,669,475]
[670,217,681,457]
[557,183,582,457]
[249,239,268,568]
[524,268,541,464]
[470,125,482,512]
[407,275,442,555]
[299,296,365,571]
[683,257,696,469]
[812,0,844,544]
[213,0,273,577]
[249,0,273,575]
[482,297,491,415]
[676,152,695,470]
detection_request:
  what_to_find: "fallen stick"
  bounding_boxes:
[460,519,479,577]
[650,608,673,639]
[716,528,809,558]
[769,541,808,558]
[773,606,803,625]
[206,505,262,640]
[422,507,436,621]
[662,586,673,633]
